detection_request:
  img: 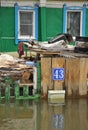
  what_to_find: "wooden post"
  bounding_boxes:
[52,57,65,90]
[36,61,41,93]
[5,83,10,100]
[14,83,19,99]
[23,85,29,97]
[33,66,37,94]
[0,83,1,101]
[41,57,53,96]
[65,58,80,97]
[79,58,88,96]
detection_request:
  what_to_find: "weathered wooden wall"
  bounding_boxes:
[41,57,88,98]
[65,58,80,97]
[41,57,65,96]
[41,57,52,96]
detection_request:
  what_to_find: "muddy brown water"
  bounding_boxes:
[0,98,88,130]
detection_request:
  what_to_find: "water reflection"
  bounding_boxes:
[52,114,64,129]
[0,99,88,130]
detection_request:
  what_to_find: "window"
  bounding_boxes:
[66,11,82,36]
[15,3,38,44]
[63,4,86,37]
[19,11,35,38]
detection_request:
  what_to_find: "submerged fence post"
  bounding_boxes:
[0,83,1,101]
[36,61,41,94]
[5,78,10,100]
[23,85,28,97]
[14,83,19,99]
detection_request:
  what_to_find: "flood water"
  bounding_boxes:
[0,98,88,130]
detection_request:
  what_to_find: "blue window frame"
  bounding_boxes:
[63,4,86,36]
[15,3,38,44]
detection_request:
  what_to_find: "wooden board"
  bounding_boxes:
[60,50,88,58]
[41,57,88,97]
[41,57,65,95]
[25,47,60,55]
[41,57,53,95]
[52,58,65,90]
[79,58,88,96]
[65,58,80,97]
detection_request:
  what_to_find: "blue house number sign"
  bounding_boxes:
[52,68,65,80]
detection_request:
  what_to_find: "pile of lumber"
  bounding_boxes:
[0,54,34,85]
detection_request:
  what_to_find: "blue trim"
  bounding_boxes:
[63,4,66,33]
[35,5,38,40]
[63,4,86,36]
[82,4,86,36]
[18,6,36,11]
[14,3,38,44]
[15,3,19,44]
[66,6,84,10]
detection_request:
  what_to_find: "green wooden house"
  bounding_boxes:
[0,0,88,52]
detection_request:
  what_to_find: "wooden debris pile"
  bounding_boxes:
[0,54,34,88]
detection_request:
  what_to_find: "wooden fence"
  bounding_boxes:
[41,57,88,98]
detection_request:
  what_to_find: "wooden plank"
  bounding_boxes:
[40,51,60,55]
[41,56,88,97]
[26,47,60,54]
[60,50,88,58]
[79,58,88,96]
[65,59,70,95]
[52,57,65,90]
[41,57,53,96]
[65,58,80,97]
[19,83,34,87]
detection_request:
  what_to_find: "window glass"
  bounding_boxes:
[67,11,81,36]
[19,11,33,36]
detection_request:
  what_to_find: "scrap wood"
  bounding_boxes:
[0,69,23,77]
[19,83,34,87]
[0,62,34,79]
[25,47,60,55]
[60,50,88,58]
[0,53,35,85]
[0,54,15,65]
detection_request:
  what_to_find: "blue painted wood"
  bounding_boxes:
[63,4,66,33]
[15,3,19,44]
[82,4,86,36]
[14,3,38,44]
